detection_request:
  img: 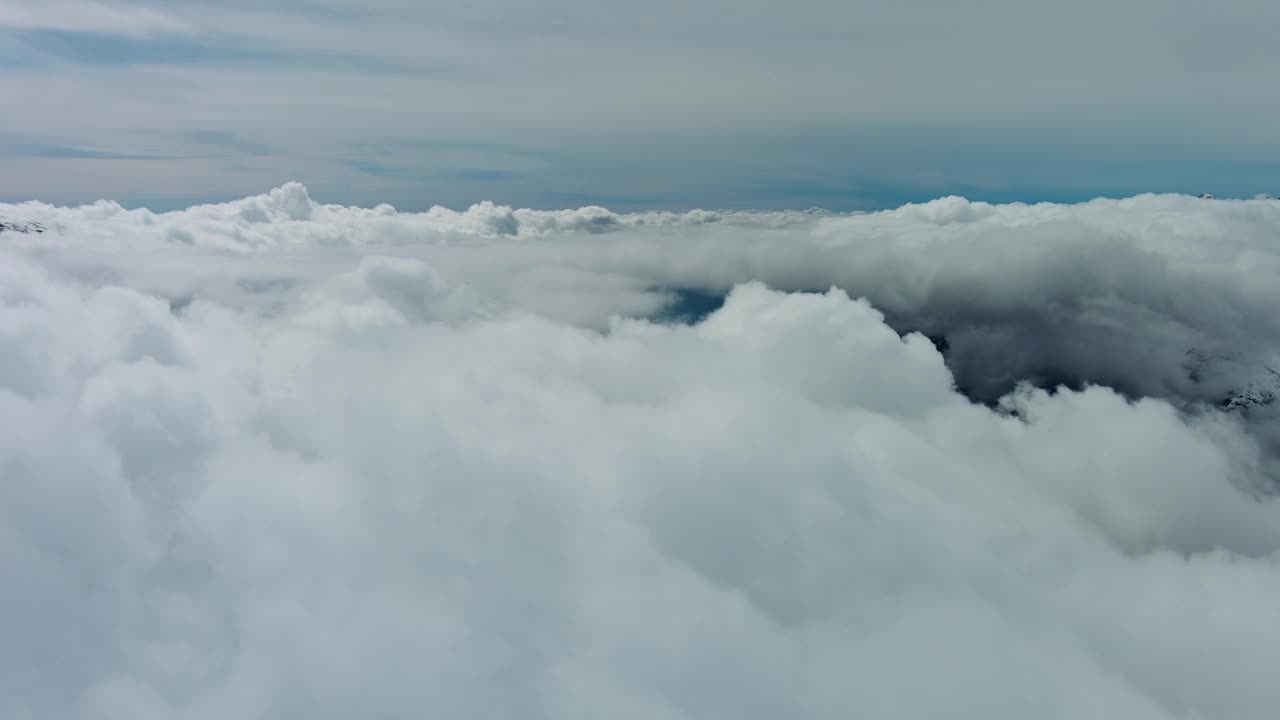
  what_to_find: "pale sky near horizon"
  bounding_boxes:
[2,0,1278,210]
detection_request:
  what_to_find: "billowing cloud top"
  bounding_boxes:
[3,186,1280,718]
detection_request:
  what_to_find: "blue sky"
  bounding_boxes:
[2,0,1278,211]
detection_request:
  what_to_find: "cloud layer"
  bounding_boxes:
[3,186,1280,718]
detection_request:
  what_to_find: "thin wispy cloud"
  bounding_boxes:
[0,0,191,37]
[3,0,1279,208]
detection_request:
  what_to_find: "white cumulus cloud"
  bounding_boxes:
[2,187,1280,718]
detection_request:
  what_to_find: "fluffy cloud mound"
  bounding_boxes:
[2,187,1280,719]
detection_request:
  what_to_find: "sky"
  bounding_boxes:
[3,0,1279,210]
[3,188,1280,718]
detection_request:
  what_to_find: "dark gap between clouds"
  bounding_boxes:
[646,285,1248,412]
